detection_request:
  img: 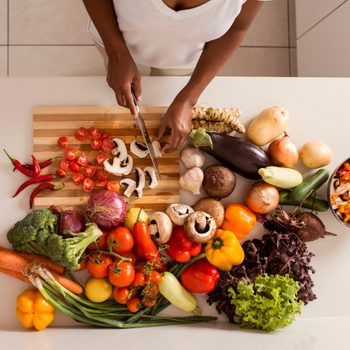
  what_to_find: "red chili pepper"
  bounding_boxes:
[14,158,54,172]
[166,226,202,263]
[133,211,165,271]
[30,183,64,209]
[4,149,41,177]
[12,174,58,197]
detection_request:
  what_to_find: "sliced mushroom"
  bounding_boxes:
[152,140,162,158]
[144,166,158,189]
[166,203,194,226]
[103,154,133,176]
[130,140,149,158]
[134,167,145,198]
[111,138,128,161]
[184,211,217,244]
[120,178,137,198]
[148,212,173,244]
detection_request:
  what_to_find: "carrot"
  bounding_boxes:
[0,247,64,274]
[0,266,27,282]
[0,250,82,294]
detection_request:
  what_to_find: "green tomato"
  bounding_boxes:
[124,208,148,231]
[85,278,112,303]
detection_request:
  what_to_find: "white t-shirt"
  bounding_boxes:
[88,0,271,69]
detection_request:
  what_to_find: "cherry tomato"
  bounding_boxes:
[127,297,141,313]
[77,152,89,166]
[56,168,67,178]
[108,261,135,287]
[87,253,113,279]
[90,139,102,150]
[122,251,138,266]
[96,152,108,165]
[107,227,134,254]
[101,138,114,153]
[94,179,108,188]
[59,159,70,172]
[143,284,159,300]
[101,133,109,140]
[69,160,80,173]
[131,272,146,288]
[57,136,69,150]
[95,168,108,181]
[113,287,130,305]
[107,180,120,193]
[72,172,84,185]
[142,298,157,308]
[82,178,94,192]
[88,127,102,140]
[87,231,108,251]
[83,165,96,178]
[150,271,162,285]
[65,148,77,161]
[75,127,88,141]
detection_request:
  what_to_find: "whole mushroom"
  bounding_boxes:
[166,203,194,226]
[148,212,173,244]
[184,211,217,244]
[193,197,225,227]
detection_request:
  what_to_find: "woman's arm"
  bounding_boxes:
[82,0,141,114]
[159,0,263,152]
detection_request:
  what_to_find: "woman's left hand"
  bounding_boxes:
[157,96,193,153]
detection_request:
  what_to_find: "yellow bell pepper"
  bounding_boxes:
[16,289,55,331]
[205,229,244,271]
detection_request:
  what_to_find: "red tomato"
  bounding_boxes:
[143,284,159,300]
[126,297,141,313]
[87,253,113,279]
[56,168,67,178]
[83,165,96,178]
[82,178,94,192]
[59,159,70,172]
[57,136,69,149]
[101,133,109,140]
[109,261,135,287]
[75,127,88,141]
[96,152,108,165]
[65,148,77,161]
[90,139,102,150]
[121,251,138,266]
[107,227,134,254]
[101,138,114,153]
[77,152,89,166]
[87,231,108,251]
[107,180,120,193]
[131,272,146,287]
[150,271,162,285]
[142,298,157,308]
[69,160,80,173]
[95,179,108,188]
[95,168,108,181]
[72,172,84,185]
[113,287,131,305]
[88,127,102,140]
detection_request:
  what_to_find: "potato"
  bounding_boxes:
[247,106,289,146]
[299,141,333,168]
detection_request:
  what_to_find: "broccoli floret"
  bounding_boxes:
[7,209,58,256]
[47,223,102,270]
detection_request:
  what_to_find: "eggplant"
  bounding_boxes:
[190,129,270,179]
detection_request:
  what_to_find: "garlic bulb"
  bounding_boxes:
[179,167,204,195]
[180,147,205,168]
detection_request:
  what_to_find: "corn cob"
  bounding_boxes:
[191,106,245,134]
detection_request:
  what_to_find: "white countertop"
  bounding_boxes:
[0,77,350,349]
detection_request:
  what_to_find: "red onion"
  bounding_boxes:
[86,190,127,229]
[59,210,85,236]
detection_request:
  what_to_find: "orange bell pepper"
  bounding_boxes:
[221,203,256,240]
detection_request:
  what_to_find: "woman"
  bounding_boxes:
[83,0,269,152]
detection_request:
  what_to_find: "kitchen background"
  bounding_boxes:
[0,0,348,77]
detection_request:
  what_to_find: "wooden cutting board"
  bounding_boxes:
[32,106,180,211]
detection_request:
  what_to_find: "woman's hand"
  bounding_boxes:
[157,95,194,153]
[106,49,141,116]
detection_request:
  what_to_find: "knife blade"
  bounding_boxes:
[131,90,161,179]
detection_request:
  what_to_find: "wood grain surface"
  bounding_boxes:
[32,106,180,211]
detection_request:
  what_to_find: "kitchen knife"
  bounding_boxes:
[131,90,161,179]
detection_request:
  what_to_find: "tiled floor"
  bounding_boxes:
[0,0,297,77]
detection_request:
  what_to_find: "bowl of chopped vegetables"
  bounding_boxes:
[328,158,350,228]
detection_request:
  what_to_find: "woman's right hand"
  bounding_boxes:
[106,49,141,116]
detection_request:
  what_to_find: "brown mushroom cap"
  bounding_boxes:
[184,211,217,244]
[193,197,225,227]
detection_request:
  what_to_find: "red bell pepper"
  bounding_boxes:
[180,258,219,294]
[166,226,201,263]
